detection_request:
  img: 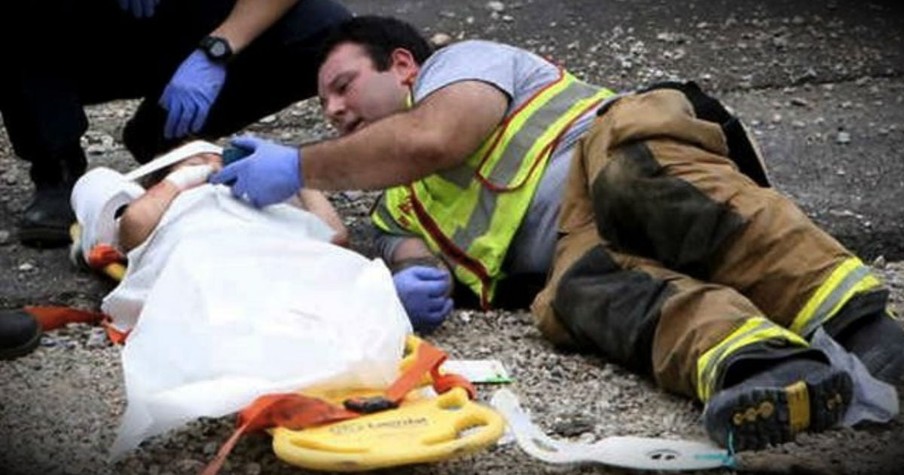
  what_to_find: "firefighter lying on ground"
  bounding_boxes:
[206,16,904,451]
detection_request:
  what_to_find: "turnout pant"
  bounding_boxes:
[0,0,350,185]
[531,88,887,402]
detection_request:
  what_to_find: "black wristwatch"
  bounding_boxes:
[199,35,233,63]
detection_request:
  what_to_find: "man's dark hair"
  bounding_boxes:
[319,15,434,71]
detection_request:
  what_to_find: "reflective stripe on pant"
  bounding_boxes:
[531,88,886,400]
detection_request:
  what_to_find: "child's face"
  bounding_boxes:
[174,152,223,172]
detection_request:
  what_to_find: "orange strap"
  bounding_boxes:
[385,338,476,402]
[202,339,476,475]
[86,244,125,270]
[24,305,105,330]
[200,393,362,475]
[24,305,128,345]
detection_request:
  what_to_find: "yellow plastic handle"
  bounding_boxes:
[271,387,504,472]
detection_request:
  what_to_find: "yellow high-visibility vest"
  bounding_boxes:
[372,70,614,308]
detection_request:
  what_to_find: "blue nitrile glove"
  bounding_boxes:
[208,136,303,208]
[159,50,226,139]
[393,266,454,333]
[118,0,159,18]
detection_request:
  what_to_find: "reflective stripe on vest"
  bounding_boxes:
[789,257,883,337]
[372,71,614,307]
[695,317,809,402]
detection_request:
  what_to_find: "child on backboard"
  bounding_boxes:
[70,140,410,457]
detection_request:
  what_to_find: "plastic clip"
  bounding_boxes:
[343,396,399,414]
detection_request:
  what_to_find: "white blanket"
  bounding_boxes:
[103,185,411,457]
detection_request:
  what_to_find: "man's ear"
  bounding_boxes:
[390,48,419,85]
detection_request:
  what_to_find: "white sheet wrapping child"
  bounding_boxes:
[78,173,411,457]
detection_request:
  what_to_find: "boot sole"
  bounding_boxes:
[704,369,852,451]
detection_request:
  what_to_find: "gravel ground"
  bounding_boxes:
[3,1,904,474]
[2,245,904,475]
[1,99,904,475]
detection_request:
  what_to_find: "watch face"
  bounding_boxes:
[210,41,228,58]
[201,36,232,61]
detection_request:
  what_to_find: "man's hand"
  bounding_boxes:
[159,50,226,139]
[118,0,160,19]
[393,266,454,333]
[208,136,303,207]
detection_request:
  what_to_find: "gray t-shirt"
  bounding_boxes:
[374,40,603,276]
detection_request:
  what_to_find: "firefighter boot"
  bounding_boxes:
[703,356,851,451]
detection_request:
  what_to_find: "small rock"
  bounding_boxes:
[18,262,35,272]
[796,68,818,83]
[86,328,108,349]
[174,458,205,472]
[259,114,277,124]
[836,131,851,144]
[202,442,218,456]
[430,32,453,47]
[0,230,12,245]
[790,97,810,107]
[873,255,887,269]
[552,415,595,437]
[243,462,262,475]
[486,1,505,13]
[656,32,676,42]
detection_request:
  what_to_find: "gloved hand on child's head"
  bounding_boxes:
[393,266,454,333]
[209,136,303,208]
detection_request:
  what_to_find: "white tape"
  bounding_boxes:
[489,388,732,471]
[124,140,223,181]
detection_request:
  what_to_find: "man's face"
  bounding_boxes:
[318,42,416,136]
